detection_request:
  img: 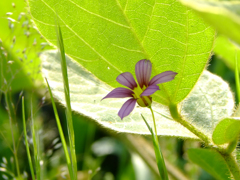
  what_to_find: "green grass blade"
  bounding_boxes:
[141,114,153,134]
[141,113,168,180]
[153,110,173,121]
[235,50,240,104]
[4,91,20,177]
[22,96,36,180]
[55,17,77,179]
[45,78,74,180]
[30,97,41,180]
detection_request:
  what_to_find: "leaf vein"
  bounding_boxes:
[67,0,131,29]
[40,0,123,73]
[111,43,142,53]
[149,28,187,45]
[173,9,190,101]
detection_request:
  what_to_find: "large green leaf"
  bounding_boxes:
[28,0,214,105]
[212,117,240,145]
[40,50,234,138]
[179,0,240,45]
[188,148,231,180]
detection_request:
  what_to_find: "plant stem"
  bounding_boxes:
[169,103,240,179]
[224,154,240,180]
[149,107,169,180]
[150,107,160,147]
[5,92,20,177]
[169,103,211,144]
[226,139,238,154]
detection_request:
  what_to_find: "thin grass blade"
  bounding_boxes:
[235,50,240,104]
[22,96,35,180]
[4,91,20,177]
[141,114,153,134]
[30,96,41,180]
[45,78,74,179]
[141,114,168,180]
[55,15,77,179]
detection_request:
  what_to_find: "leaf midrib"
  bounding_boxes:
[39,0,123,73]
[115,0,173,103]
[172,7,189,103]
[190,151,225,180]
[36,0,190,104]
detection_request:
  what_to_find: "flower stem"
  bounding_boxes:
[149,107,159,146]
[149,107,169,180]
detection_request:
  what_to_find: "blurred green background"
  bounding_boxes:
[0,0,237,180]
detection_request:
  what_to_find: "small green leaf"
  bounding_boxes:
[28,0,214,105]
[41,50,234,138]
[179,0,240,45]
[212,117,240,145]
[180,71,234,138]
[188,148,231,180]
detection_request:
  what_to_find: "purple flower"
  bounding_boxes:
[102,59,177,120]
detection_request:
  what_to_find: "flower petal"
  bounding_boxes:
[140,85,160,96]
[149,71,177,86]
[102,87,134,100]
[116,72,137,89]
[118,98,137,120]
[135,59,152,88]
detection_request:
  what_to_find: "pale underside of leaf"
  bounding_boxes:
[41,50,196,138]
[180,71,234,138]
[41,50,234,139]
[29,0,215,105]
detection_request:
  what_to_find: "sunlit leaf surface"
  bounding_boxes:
[29,0,214,105]
[179,0,240,45]
[41,50,234,138]
[0,0,49,91]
